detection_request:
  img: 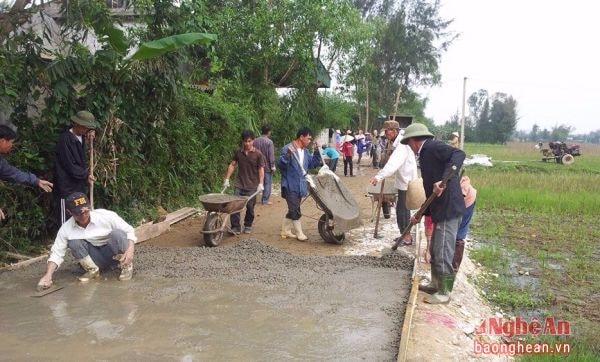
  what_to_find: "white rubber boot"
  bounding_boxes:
[78,255,100,282]
[292,220,308,241]
[280,217,297,239]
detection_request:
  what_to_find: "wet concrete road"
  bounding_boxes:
[0,240,412,361]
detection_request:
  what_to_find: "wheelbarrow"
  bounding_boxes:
[198,188,259,247]
[287,145,360,244]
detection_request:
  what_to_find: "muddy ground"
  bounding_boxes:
[0,162,417,360]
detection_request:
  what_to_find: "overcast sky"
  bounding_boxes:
[421,0,600,134]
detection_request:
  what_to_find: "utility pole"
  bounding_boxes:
[365,78,369,132]
[460,77,467,150]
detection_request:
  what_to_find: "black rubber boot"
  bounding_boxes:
[452,239,465,272]
[382,202,391,219]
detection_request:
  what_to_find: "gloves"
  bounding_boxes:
[257,184,265,192]
[223,179,230,188]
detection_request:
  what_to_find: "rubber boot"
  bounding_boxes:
[382,202,391,219]
[292,220,308,241]
[280,218,297,239]
[419,269,439,294]
[424,273,455,304]
[453,239,465,272]
[78,255,100,282]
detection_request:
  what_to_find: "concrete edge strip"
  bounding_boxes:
[1,207,199,270]
[397,223,423,362]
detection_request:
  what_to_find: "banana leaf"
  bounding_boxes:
[129,32,217,61]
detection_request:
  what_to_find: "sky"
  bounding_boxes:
[421,0,600,134]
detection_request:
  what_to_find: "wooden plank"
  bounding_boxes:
[134,221,170,244]
[5,252,31,260]
[397,223,422,362]
[164,207,198,225]
[0,254,48,272]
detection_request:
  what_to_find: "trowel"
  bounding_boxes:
[31,285,64,298]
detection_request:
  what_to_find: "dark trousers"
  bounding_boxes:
[395,189,410,235]
[230,187,257,229]
[67,230,130,271]
[283,189,302,220]
[343,156,353,176]
[325,158,338,172]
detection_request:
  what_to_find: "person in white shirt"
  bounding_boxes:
[369,120,418,246]
[37,192,137,290]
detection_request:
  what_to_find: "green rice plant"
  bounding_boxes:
[465,141,600,357]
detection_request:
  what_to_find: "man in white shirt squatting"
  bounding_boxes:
[37,192,137,290]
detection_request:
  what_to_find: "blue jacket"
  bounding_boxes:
[0,156,38,186]
[278,143,321,197]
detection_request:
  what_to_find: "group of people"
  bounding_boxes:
[367,122,477,305]
[222,126,321,241]
[0,111,139,291]
[4,114,476,306]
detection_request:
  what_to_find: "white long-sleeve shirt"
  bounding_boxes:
[48,209,137,267]
[374,136,417,191]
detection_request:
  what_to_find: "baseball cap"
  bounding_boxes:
[66,192,90,215]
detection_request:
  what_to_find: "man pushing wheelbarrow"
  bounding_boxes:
[198,130,264,247]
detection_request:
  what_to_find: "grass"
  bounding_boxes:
[463,141,600,360]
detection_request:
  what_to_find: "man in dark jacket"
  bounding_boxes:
[0,125,53,220]
[53,111,98,224]
[401,123,466,304]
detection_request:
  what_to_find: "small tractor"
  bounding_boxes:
[536,141,581,165]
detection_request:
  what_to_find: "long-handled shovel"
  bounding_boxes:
[89,132,95,210]
[391,166,457,251]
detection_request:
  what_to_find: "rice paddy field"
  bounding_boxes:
[463,141,600,361]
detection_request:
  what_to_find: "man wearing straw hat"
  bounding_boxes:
[53,110,98,225]
[369,119,418,246]
[401,123,466,304]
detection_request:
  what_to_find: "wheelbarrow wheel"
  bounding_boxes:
[318,214,345,245]
[203,212,224,247]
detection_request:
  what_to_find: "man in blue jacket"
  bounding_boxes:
[0,125,53,220]
[401,123,466,305]
[277,127,321,241]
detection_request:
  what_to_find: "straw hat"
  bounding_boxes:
[343,135,355,143]
[452,131,459,138]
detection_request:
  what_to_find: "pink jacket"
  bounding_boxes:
[461,176,477,208]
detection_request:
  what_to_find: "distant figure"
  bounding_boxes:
[253,125,275,205]
[340,134,354,176]
[449,132,460,148]
[0,125,53,220]
[321,145,340,172]
[355,129,366,165]
[453,175,477,272]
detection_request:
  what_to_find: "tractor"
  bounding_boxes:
[536,141,581,165]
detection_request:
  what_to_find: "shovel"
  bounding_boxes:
[390,165,457,251]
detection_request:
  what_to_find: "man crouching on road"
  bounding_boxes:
[37,192,137,290]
